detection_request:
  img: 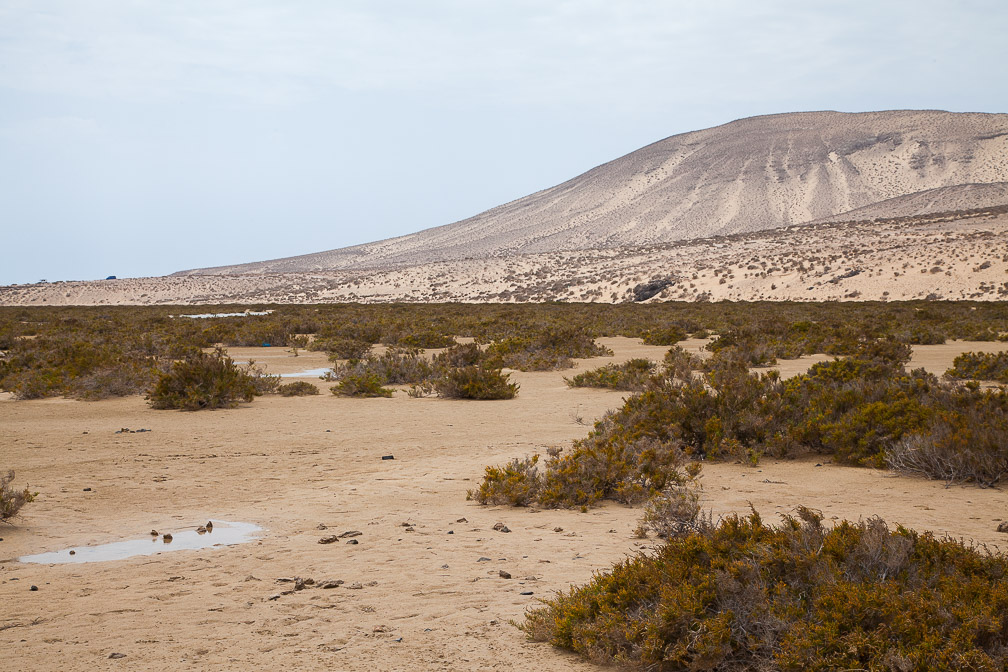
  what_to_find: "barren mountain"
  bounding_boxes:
[176,110,1008,276]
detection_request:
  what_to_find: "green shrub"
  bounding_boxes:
[331,372,393,397]
[435,365,518,400]
[467,455,541,505]
[322,338,372,362]
[148,348,276,410]
[433,342,483,368]
[0,470,36,521]
[946,351,1008,383]
[523,508,1008,671]
[565,358,657,391]
[277,381,320,396]
[328,348,433,386]
[483,327,612,371]
[640,325,686,345]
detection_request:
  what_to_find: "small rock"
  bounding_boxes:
[347,582,363,590]
[196,526,207,534]
[553,527,563,532]
[346,539,359,545]
[519,591,533,596]
[319,580,344,589]
[83,487,92,492]
[294,578,307,591]
[150,530,159,536]
[69,550,75,555]
[317,523,328,530]
[162,533,173,542]
[108,652,126,659]
[205,521,213,531]
[447,530,454,535]
[381,455,395,460]
[318,535,339,544]
[30,585,38,591]
[477,557,491,562]
[404,527,415,533]
[492,522,510,533]
[998,521,1008,533]
[456,517,467,523]
[393,637,403,643]
[338,530,362,539]
[499,570,511,579]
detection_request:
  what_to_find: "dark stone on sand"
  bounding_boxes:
[346,539,359,545]
[519,591,533,596]
[319,580,344,589]
[338,530,362,539]
[499,570,511,579]
[998,521,1008,533]
[477,557,490,562]
[319,535,339,544]
[381,455,395,460]
[108,653,126,659]
[83,487,92,492]
[30,585,38,591]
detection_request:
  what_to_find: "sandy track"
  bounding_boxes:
[2,339,1008,671]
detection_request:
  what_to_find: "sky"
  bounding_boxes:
[1,1,1006,284]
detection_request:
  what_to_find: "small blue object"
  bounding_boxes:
[105,275,117,280]
[262,343,271,347]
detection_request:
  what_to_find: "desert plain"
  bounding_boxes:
[3,337,1008,671]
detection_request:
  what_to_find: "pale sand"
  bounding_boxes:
[4,210,1007,306]
[2,339,1008,671]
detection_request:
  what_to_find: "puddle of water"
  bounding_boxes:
[176,311,273,319]
[19,521,262,565]
[280,368,331,378]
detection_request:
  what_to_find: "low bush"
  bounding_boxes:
[328,348,433,386]
[331,372,393,397]
[1,471,36,521]
[433,342,483,368]
[148,348,277,410]
[435,365,519,400]
[565,358,656,391]
[946,351,1008,383]
[483,327,612,371]
[321,338,372,362]
[277,381,320,396]
[639,325,686,346]
[523,508,1008,671]
[467,455,540,506]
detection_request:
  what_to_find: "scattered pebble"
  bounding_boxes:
[347,582,363,590]
[317,523,328,530]
[83,487,92,492]
[30,585,38,591]
[339,530,362,539]
[319,580,344,589]
[492,522,511,533]
[150,530,159,536]
[477,557,491,562]
[456,517,467,523]
[381,455,395,460]
[346,539,359,545]
[319,535,339,544]
[108,652,126,659]
[162,533,173,542]
[447,530,454,535]
[69,550,75,555]
[553,527,563,532]
[499,570,511,579]
[998,521,1008,533]
[519,591,533,596]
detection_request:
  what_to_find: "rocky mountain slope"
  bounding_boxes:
[175,110,1008,276]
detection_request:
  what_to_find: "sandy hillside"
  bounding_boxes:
[3,338,1008,671]
[174,110,1008,276]
[4,206,1007,306]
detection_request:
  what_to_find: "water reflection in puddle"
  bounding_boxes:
[19,521,262,564]
[176,311,273,319]
[280,368,331,378]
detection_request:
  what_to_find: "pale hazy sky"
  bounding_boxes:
[2,1,1006,284]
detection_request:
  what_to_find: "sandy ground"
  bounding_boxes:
[2,339,1008,671]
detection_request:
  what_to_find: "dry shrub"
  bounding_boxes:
[435,365,518,400]
[277,380,320,396]
[565,358,656,391]
[523,508,1008,671]
[331,372,393,397]
[148,348,277,410]
[1,471,36,521]
[467,455,540,505]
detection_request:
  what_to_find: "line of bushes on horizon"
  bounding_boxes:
[2,301,1007,401]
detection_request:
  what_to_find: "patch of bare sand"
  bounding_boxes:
[2,339,1008,670]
